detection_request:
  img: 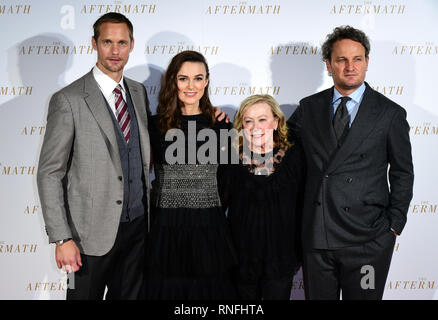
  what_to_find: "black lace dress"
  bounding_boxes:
[145,114,237,299]
[218,145,304,299]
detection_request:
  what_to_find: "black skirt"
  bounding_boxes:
[145,206,237,299]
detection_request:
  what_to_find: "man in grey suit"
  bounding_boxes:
[288,26,414,299]
[37,12,151,299]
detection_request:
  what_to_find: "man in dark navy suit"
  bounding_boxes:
[288,25,414,299]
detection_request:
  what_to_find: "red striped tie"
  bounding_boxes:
[113,85,130,143]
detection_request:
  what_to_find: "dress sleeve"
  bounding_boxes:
[274,142,306,189]
[216,119,238,211]
[217,164,237,212]
[273,143,306,272]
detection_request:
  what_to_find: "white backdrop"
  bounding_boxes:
[0,0,437,300]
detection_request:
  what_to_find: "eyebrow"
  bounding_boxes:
[177,74,205,77]
[100,38,128,43]
[336,55,364,59]
[243,114,268,118]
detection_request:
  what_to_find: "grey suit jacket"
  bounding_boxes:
[37,70,151,256]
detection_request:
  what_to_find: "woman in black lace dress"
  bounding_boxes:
[145,51,237,299]
[218,94,304,300]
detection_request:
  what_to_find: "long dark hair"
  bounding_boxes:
[157,50,215,132]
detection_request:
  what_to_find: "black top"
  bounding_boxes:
[218,144,305,278]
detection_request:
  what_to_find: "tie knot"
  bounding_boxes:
[340,96,351,104]
[113,85,122,95]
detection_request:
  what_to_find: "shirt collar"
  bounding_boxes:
[92,65,126,99]
[332,82,366,104]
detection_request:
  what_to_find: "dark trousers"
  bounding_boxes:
[303,230,396,300]
[66,215,146,300]
[236,261,293,300]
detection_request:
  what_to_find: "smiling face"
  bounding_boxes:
[242,102,279,153]
[176,61,209,114]
[326,38,369,95]
[92,22,133,82]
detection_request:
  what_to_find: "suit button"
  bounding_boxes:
[314,201,321,206]
[118,176,123,181]
[346,177,353,183]
[360,154,366,159]
[116,200,122,205]
[343,207,350,212]
[324,174,329,179]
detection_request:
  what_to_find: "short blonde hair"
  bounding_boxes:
[233,94,291,151]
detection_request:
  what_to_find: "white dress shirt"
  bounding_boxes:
[92,65,127,118]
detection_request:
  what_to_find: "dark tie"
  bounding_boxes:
[333,96,351,142]
[113,85,131,143]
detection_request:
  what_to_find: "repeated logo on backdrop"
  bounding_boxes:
[386,278,437,291]
[0,163,36,176]
[24,205,41,215]
[209,85,280,97]
[393,43,438,55]
[330,3,407,15]
[0,241,38,254]
[371,85,404,96]
[79,3,157,15]
[26,280,67,292]
[19,44,94,56]
[409,202,437,215]
[0,86,33,96]
[410,123,438,136]
[145,43,220,56]
[270,43,321,56]
[205,2,281,15]
[0,4,31,14]
[21,126,45,135]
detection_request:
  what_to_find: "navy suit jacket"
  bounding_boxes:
[288,82,414,250]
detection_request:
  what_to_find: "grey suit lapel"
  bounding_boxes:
[327,83,383,173]
[124,78,146,127]
[82,71,122,173]
[124,78,149,148]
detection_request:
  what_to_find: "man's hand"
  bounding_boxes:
[55,240,82,273]
[214,106,230,123]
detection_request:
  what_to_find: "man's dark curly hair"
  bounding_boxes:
[321,25,370,61]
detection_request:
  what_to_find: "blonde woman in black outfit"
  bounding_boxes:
[218,94,304,300]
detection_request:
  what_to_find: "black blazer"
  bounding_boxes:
[288,82,414,250]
